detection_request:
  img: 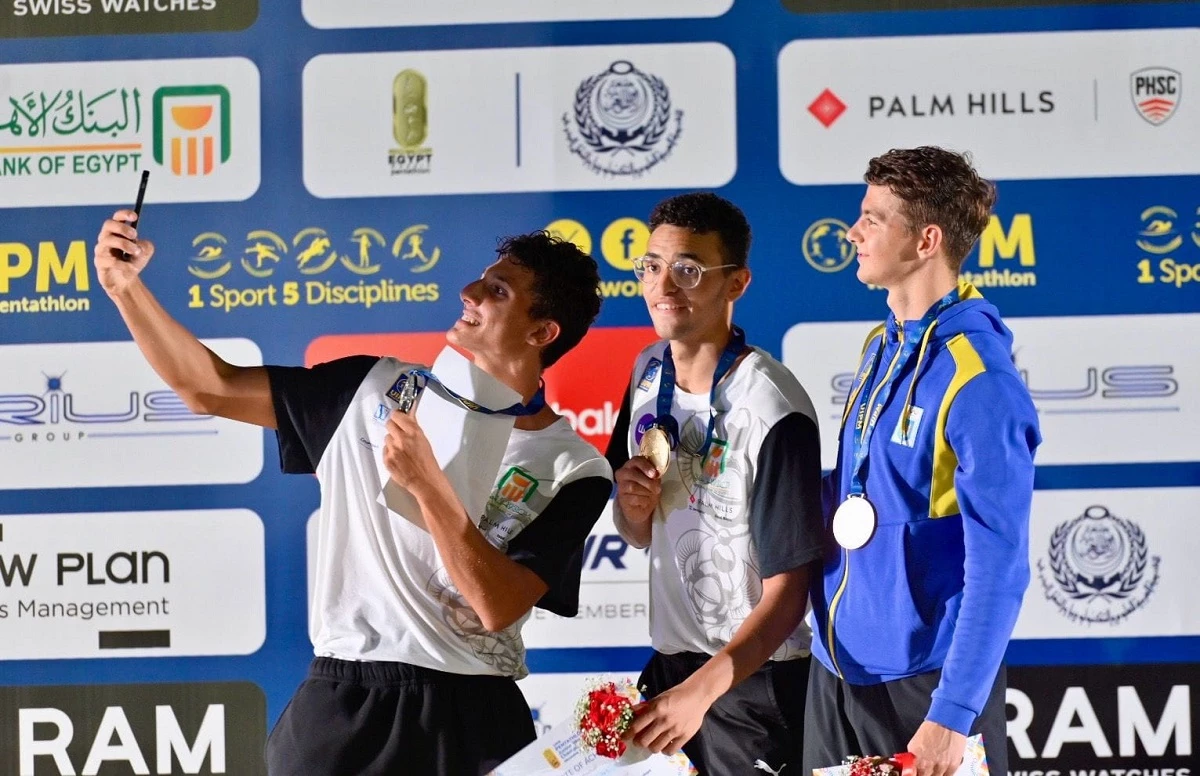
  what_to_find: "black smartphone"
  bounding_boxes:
[122,169,150,260]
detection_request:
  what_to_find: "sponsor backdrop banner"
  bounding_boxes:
[779,29,1198,185]
[1,1,1197,773]
[303,44,737,197]
[0,682,267,775]
[1006,663,1195,774]
[783,315,1200,469]
[0,57,262,207]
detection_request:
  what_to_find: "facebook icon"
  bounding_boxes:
[620,228,636,260]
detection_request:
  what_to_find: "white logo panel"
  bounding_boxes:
[302,0,732,28]
[781,320,879,471]
[779,29,1198,184]
[303,43,736,198]
[1015,488,1199,639]
[0,339,264,489]
[0,509,265,659]
[782,313,1200,468]
[0,57,261,207]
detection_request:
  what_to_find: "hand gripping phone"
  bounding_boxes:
[122,169,150,260]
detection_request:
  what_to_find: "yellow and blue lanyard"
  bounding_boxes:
[846,290,958,498]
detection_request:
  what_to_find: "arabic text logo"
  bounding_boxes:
[563,60,683,177]
[1037,505,1160,625]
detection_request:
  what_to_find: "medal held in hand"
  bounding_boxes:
[386,370,425,414]
[396,371,421,413]
[638,425,673,475]
[643,326,746,478]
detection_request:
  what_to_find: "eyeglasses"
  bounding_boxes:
[631,257,739,289]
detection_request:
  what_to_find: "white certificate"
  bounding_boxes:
[488,715,694,776]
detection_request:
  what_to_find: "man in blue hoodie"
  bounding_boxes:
[803,146,1041,776]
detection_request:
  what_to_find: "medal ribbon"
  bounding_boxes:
[387,369,546,417]
[846,289,959,497]
[655,325,747,458]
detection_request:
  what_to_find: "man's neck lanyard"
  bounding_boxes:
[387,369,545,417]
[653,325,747,458]
[846,289,959,497]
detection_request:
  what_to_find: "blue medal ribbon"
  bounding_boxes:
[655,325,747,458]
[387,369,545,417]
[846,289,959,497]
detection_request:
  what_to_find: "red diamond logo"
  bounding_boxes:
[808,88,847,128]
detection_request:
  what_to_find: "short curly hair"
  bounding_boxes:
[648,192,752,268]
[496,232,602,368]
[864,146,996,270]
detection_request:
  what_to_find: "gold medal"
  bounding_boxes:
[638,426,672,475]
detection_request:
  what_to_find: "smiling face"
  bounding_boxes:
[641,224,748,347]
[846,184,924,289]
[446,256,551,365]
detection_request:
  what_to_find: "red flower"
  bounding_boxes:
[574,681,637,760]
[845,752,916,776]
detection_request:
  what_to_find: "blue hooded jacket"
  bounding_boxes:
[810,282,1041,736]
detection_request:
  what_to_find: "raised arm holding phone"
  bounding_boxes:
[94,206,613,776]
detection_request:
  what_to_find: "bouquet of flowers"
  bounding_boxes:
[490,676,697,776]
[573,679,639,759]
[844,753,915,776]
[814,736,989,776]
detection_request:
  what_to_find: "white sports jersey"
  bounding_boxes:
[613,343,823,659]
[269,355,612,678]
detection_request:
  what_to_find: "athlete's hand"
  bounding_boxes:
[907,720,966,776]
[627,681,712,757]
[94,210,153,297]
[383,409,442,495]
[614,456,662,527]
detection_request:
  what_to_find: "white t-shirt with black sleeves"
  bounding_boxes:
[268,355,612,679]
[607,343,823,660]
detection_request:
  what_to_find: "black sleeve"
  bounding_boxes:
[604,380,633,473]
[750,412,825,578]
[266,355,380,474]
[505,476,613,617]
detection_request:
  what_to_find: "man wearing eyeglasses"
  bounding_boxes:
[604,192,824,775]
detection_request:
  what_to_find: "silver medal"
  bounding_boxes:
[832,495,877,550]
[397,371,422,413]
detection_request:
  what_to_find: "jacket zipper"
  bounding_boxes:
[828,342,903,679]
